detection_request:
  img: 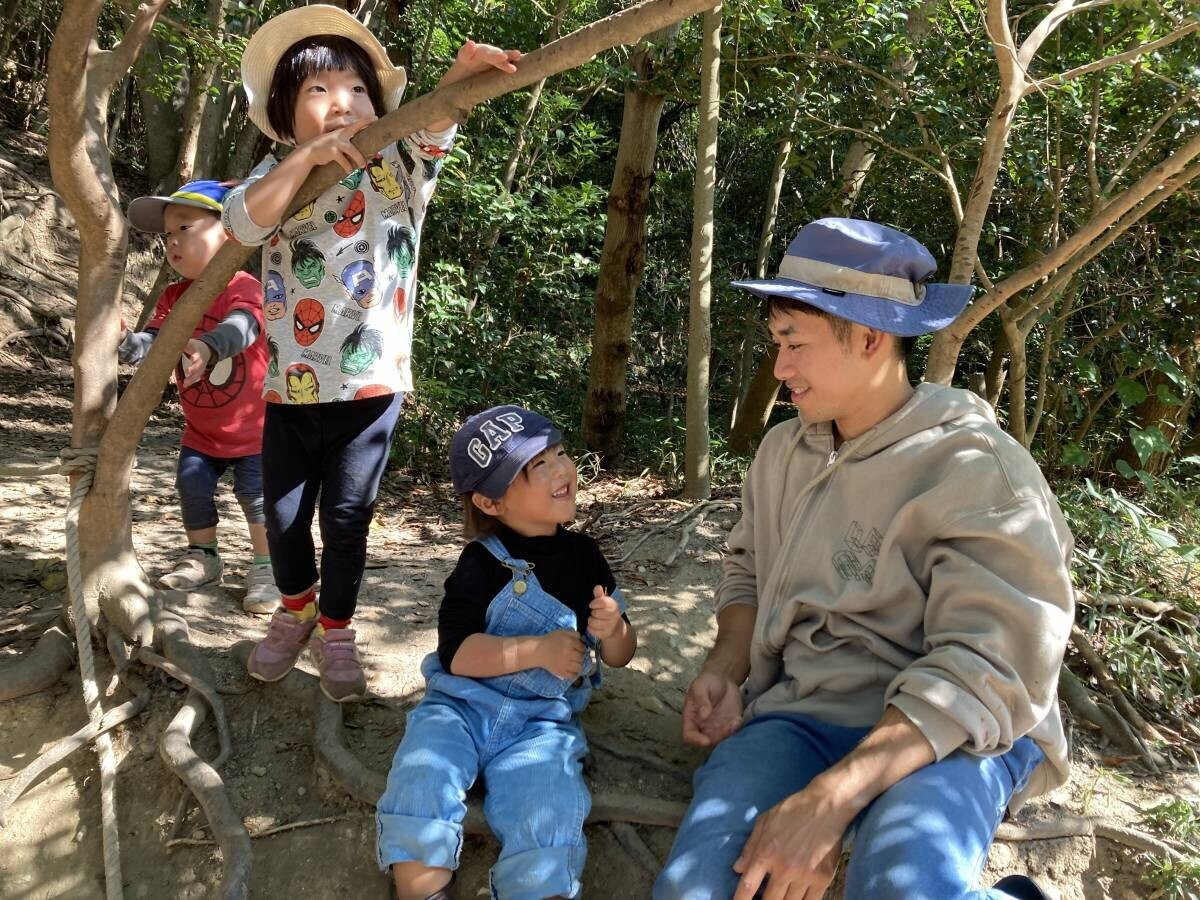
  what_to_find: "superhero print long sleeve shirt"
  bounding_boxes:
[222,125,456,405]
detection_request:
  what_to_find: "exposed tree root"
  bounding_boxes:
[1058,668,1161,769]
[0,618,75,701]
[156,608,249,898]
[614,499,737,566]
[136,646,230,766]
[165,815,349,849]
[0,677,149,826]
[609,821,665,876]
[160,692,252,900]
[1069,624,1163,745]
[996,816,1187,862]
[588,732,692,783]
[229,641,691,834]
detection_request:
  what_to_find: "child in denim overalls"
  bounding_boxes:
[377,405,637,900]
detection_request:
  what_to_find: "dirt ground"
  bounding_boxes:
[1,126,1197,900]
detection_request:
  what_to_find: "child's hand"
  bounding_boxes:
[587,585,622,641]
[180,338,213,387]
[299,117,375,173]
[117,318,128,346]
[454,41,521,77]
[536,628,584,679]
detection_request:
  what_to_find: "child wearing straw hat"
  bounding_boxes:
[223,5,521,702]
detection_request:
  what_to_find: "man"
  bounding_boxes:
[654,219,1073,900]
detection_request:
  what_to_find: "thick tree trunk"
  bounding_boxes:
[49,0,170,645]
[581,26,679,461]
[683,4,721,500]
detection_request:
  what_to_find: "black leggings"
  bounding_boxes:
[262,392,404,619]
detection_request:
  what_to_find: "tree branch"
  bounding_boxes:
[947,133,1200,336]
[1030,21,1200,95]
[96,0,173,93]
[95,0,720,494]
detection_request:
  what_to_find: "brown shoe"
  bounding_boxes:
[310,627,368,702]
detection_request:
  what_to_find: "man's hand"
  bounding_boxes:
[731,783,851,900]
[682,671,744,747]
[535,628,584,679]
[180,339,214,387]
[586,585,622,641]
[452,41,521,78]
[298,117,374,173]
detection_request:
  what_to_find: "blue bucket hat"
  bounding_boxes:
[450,405,563,500]
[731,218,973,337]
[127,180,230,234]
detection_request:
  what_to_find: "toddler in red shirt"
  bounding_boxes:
[118,180,278,613]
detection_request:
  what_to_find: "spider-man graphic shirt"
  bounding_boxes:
[223,125,456,405]
[146,271,268,457]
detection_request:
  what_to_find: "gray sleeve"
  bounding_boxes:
[117,328,158,364]
[198,310,260,361]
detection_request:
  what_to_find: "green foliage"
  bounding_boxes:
[1142,799,1200,899]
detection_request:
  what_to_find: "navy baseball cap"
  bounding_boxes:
[127,180,230,234]
[731,218,973,337]
[450,405,563,500]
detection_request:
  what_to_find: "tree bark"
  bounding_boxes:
[683,4,721,499]
[725,93,794,447]
[49,0,171,645]
[135,34,182,191]
[581,24,680,461]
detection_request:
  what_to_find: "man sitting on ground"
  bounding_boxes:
[654,218,1073,900]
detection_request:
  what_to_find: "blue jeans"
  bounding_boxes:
[654,713,1044,900]
[261,392,404,619]
[377,535,624,899]
[175,446,264,532]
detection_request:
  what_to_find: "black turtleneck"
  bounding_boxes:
[437,523,621,671]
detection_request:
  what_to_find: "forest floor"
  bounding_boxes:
[1,126,1197,900]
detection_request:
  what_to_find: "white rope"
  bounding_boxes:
[58,448,124,900]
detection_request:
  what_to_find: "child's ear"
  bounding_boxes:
[471,493,503,516]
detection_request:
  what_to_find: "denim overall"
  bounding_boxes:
[377,535,625,900]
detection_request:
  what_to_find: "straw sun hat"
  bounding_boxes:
[241,4,407,144]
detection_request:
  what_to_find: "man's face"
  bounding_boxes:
[769,306,868,426]
[162,205,225,280]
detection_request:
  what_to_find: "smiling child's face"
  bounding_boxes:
[486,444,578,537]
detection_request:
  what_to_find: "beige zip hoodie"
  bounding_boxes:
[717,383,1074,810]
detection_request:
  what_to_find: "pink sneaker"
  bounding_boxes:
[309,628,368,702]
[246,609,317,682]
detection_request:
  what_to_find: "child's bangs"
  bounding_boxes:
[266,35,386,141]
[288,38,375,88]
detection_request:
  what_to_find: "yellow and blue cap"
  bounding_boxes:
[127,180,230,234]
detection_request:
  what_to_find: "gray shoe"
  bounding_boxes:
[242,562,279,614]
[310,628,368,702]
[159,547,222,590]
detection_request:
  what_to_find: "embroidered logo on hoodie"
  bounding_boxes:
[833,521,882,585]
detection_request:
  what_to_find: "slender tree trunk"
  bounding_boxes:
[683,4,721,499]
[581,25,680,461]
[106,73,131,151]
[225,115,266,181]
[465,0,569,310]
[135,35,182,190]
[726,96,794,447]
